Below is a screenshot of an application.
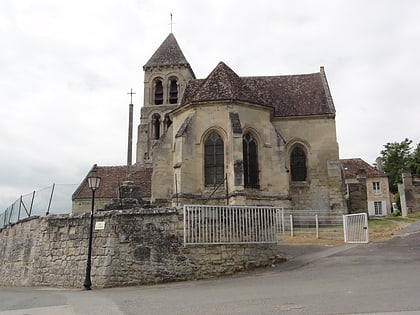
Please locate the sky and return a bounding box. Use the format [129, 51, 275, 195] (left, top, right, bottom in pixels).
[1, 0, 419, 211]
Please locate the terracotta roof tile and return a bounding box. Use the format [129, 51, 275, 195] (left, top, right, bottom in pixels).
[181, 62, 334, 117]
[340, 158, 386, 179]
[72, 165, 152, 200]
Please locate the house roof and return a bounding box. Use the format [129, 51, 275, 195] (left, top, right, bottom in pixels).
[72, 165, 152, 200]
[143, 33, 190, 69]
[340, 158, 387, 179]
[180, 62, 335, 118]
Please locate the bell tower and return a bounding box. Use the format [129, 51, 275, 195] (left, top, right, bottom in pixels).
[136, 33, 195, 165]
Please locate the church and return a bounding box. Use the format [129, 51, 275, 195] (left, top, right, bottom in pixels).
[72, 33, 347, 216]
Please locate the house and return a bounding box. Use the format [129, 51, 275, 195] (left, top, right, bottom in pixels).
[73, 33, 348, 217]
[341, 158, 391, 216]
[72, 165, 152, 214]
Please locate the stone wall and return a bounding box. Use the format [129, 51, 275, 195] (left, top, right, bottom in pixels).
[398, 170, 420, 217]
[0, 208, 281, 288]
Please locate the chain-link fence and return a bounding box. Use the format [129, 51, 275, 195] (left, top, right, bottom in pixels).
[0, 184, 78, 229]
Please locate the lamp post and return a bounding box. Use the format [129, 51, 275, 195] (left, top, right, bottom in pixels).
[83, 175, 101, 290]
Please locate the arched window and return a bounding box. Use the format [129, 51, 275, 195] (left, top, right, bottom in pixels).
[164, 114, 172, 130]
[154, 79, 163, 105]
[204, 131, 224, 186]
[152, 114, 161, 139]
[169, 79, 178, 104]
[243, 133, 259, 188]
[290, 147, 307, 181]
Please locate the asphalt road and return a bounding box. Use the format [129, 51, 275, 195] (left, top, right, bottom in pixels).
[1, 223, 420, 315]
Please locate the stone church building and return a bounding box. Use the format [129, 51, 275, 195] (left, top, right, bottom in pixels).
[73, 33, 347, 216]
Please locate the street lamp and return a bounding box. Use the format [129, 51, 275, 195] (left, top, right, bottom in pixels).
[83, 175, 101, 290]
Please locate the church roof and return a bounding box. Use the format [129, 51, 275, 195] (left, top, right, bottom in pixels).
[183, 62, 265, 105]
[72, 165, 152, 200]
[181, 62, 335, 118]
[144, 33, 190, 69]
[340, 158, 387, 179]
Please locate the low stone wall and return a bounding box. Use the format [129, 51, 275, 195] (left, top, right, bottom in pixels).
[0, 208, 282, 288]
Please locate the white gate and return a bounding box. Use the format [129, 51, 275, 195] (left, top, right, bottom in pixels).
[343, 213, 369, 243]
[183, 205, 282, 246]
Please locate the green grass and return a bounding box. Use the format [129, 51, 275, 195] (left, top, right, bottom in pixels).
[369, 218, 399, 232]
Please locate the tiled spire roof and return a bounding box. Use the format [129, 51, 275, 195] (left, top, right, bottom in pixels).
[185, 62, 265, 105]
[181, 62, 335, 117]
[144, 33, 190, 69]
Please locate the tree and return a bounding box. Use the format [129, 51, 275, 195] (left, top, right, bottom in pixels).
[380, 138, 413, 193]
[410, 143, 420, 178]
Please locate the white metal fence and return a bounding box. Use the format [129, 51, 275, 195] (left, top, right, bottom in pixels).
[183, 205, 282, 245]
[343, 213, 369, 243]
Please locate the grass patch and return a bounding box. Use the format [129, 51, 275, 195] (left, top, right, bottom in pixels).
[369, 218, 399, 231]
[281, 215, 420, 245]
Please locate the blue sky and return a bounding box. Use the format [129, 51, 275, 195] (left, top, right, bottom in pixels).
[1, 0, 419, 210]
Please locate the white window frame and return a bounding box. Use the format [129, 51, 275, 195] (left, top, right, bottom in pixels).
[373, 181, 381, 195]
[374, 201, 382, 215]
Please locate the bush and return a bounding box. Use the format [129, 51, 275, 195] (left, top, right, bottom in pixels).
[391, 210, 401, 217]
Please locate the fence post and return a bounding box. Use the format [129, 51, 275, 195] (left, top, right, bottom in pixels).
[46, 184, 55, 215]
[281, 210, 285, 235]
[316, 214, 319, 239]
[183, 205, 187, 247]
[343, 215, 348, 243]
[290, 214, 294, 237]
[29, 190, 36, 216]
[364, 213, 369, 244]
[8, 204, 14, 224]
[18, 195, 22, 221]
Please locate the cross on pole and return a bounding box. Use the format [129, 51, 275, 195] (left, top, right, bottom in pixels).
[170, 13, 174, 33]
[127, 88, 136, 104]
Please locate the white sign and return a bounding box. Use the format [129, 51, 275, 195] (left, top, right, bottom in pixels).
[95, 221, 105, 230]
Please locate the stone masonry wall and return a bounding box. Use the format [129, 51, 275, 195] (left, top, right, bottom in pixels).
[399, 170, 420, 217]
[0, 208, 281, 288]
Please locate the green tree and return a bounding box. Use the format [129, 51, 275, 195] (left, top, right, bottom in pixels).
[410, 143, 420, 178]
[380, 138, 413, 193]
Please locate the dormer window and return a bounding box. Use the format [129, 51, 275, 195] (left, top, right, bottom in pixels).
[154, 80, 163, 105]
[169, 79, 178, 104]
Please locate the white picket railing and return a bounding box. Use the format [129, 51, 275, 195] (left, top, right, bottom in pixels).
[183, 205, 282, 245]
[343, 213, 369, 243]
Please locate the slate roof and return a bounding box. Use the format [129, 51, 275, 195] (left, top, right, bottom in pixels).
[144, 33, 190, 69]
[340, 158, 387, 179]
[180, 62, 335, 118]
[72, 165, 152, 200]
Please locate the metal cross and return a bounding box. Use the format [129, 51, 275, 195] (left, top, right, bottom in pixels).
[170, 13, 174, 33]
[127, 88, 136, 104]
